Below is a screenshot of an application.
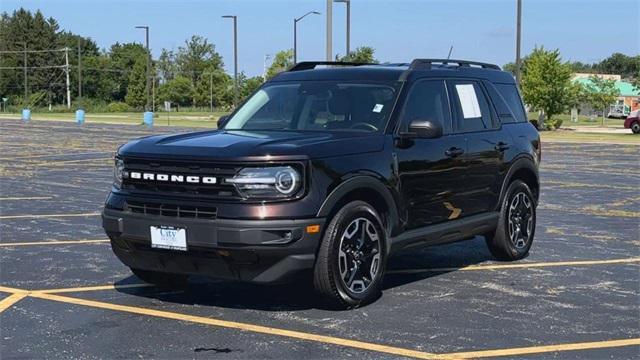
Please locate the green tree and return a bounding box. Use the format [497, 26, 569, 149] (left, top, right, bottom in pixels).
[192, 69, 232, 109]
[175, 35, 224, 104]
[158, 75, 193, 108]
[266, 49, 294, 79]
[583, 75, 620, 125]
[502, 62, 517, 75]
[631, 70, 640, 92]
[240, 74, 264, 100]
[520, 47, 574, 130]
[0, 8, 62, 105]
[335, 46, 378, 63]
[595, 53, 640, 78]
[124, 60, 147, 109]
[108, 42, 148, 102]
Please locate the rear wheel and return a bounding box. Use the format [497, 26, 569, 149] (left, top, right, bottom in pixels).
[485, 180, 536, 261]
[313, 201, 387, 309]
[130, 268, 188, 288]
[631, 122, 640, 134]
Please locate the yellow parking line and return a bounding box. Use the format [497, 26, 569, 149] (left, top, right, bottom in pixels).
[0, 293, 28, 313]
[0, 286, 29, 295]
[30, 291, 441, 359]
[0, 212, 100, 220]
[440, 338, 640, 359]
[0, 283, 639, 358]
[0, 196, 53, 201]
[387, 257, 640, 274]
[40, 283, 152, 294]
[0, 239, 110, 247]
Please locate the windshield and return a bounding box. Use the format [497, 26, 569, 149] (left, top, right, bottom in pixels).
[224, 81, 398, 133]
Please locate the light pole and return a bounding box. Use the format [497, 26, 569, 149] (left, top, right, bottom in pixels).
[326, 0, 332, 61]
[515, 0, 522, 87]
[222, 15, 238, 107]
[334, 0, 350, 56]
[294, 11, 321, 64]
[135, 25, 150, 111]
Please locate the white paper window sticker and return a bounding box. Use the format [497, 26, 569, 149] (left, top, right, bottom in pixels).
[372, 104, 384, 113]
[455, 84, 482, 119]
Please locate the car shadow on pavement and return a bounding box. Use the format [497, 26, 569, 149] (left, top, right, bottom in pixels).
[114, 236, 495, 311]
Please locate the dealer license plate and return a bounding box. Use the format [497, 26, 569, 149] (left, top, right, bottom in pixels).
[150, 226, 187, 251]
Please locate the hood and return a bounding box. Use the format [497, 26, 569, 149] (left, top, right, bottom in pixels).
[118, 130, 385, 161]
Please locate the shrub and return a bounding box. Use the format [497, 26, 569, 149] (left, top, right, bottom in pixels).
[106, 102, 130, 112]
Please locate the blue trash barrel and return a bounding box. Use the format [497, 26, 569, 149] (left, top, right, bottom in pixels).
[21, 108, 31, 121]
[76, 109, 85, 125]
[143, 111, 154, 127]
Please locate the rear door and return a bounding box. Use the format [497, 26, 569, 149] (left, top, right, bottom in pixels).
[447, 80, 509, 216]
[395, 79, 468, 229]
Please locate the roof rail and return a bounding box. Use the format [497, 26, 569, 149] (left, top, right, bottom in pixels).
[288, 61, 373, 72]
[409, 59, 501, 70]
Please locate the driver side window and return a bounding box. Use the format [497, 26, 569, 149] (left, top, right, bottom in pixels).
[401, 80, 451, 134]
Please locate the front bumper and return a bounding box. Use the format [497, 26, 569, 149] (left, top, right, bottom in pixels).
[102, 208, 325, 283]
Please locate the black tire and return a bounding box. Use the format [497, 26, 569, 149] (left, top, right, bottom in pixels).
[313, 201, 387, 309]
[631, 122, 640, 134]
[130, 268, 188, 288]
[485, 180, 536, 261]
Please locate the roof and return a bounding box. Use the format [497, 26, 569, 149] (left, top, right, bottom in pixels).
[574, 78, 640, 96]
[271, 63, 516, 84]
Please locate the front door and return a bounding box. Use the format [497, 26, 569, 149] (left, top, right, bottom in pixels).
[395, 79, 468, 229]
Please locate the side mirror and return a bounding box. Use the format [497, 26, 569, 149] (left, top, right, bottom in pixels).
[217, 115, 230, 129]
[407, 119, 443, 139]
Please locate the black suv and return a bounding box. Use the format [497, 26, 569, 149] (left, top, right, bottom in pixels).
[103, 59, 540, 308]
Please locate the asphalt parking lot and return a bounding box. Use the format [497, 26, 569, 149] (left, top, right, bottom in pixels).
[0, 119, 638, 359]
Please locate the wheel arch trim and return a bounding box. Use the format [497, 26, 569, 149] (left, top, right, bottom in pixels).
[498, 157, 539, 209]
[317, 176, 400, 235]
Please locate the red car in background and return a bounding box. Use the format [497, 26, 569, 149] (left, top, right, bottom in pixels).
[624, 109, 640, 134]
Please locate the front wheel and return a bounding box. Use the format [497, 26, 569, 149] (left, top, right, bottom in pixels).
[313, 201, 387, 309]
[631, 122, 640, 134]
[485, 180, 536, 261]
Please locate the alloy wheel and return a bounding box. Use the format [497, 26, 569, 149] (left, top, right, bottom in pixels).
[338, 217, 381, 293]
[508, 192, 534, 249]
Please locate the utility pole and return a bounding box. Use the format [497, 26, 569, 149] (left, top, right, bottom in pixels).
[77, 39, 82, 100]
[135, 26, 150, 111]
[515, 0, 522, 87]
[222, 15, 238, 107]
[326, 0, 332, 61]
[64, 47, 71, 108]
[22, 42, 27, 105]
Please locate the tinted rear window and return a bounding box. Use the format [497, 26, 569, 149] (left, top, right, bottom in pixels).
[495, 84, 527, 122]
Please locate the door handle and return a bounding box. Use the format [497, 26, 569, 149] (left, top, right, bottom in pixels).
[445, 147, 465, 157]
[495, 142, 510, 152]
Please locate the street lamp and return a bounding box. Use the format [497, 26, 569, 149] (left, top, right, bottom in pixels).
[334, 0, 351, 56]
[134, 25, 150, 111]
[222, 15, 238, 107]
[294, 11, 321, 64]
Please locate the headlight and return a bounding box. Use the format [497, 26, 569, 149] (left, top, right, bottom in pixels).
[114, 158, 124, 188]
[227, 166, 301, 199]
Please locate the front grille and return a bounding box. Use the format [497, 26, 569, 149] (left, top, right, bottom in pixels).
[126, 201, 217, 219]
[121, 158, 241, 200]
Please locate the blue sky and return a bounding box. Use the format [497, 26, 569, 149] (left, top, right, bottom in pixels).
[3, 0, 639, 77]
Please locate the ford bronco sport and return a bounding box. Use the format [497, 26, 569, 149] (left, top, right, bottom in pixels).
[103, 59, 541, 308]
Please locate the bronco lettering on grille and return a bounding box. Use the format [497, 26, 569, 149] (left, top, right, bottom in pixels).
[126, 171, 217, 184]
